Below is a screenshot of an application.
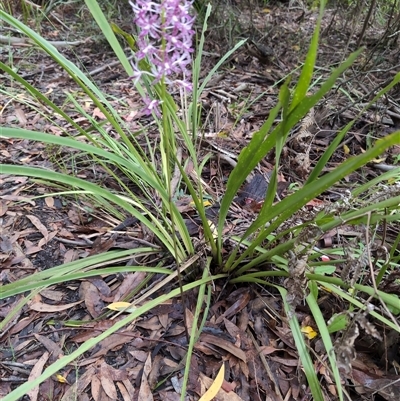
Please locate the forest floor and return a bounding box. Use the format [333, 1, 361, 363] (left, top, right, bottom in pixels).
[1, 1, 400, 400]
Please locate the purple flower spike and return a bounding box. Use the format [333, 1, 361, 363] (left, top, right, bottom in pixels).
[130, 0, 195, 114]
[143, 98, 162, 117]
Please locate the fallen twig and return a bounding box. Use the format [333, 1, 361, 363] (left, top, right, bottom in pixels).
[0, 35, 89, 48]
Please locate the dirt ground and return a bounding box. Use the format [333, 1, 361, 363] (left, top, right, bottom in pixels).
[1, 1, 400, 400]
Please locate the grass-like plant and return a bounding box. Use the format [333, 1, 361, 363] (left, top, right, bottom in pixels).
[1, 0, 400, 400]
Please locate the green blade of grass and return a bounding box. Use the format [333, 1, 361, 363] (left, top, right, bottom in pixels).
[275, 285, 324, 401]
[306, 291, 343, 401]
[84, 0, 134, 76]
[315, 281, 400, 331]
[0, 62, 90, 138]
[237, 194, 400, 273]
[181, 260, 211, 400]
[1, 128, 194, 255]
[217, 100, 282, 247]
[222, 48, 363, 270]
[0, 261, 167, 300]
[290, 0, 326, 111]
[0, 11, 109, 104]
[307, 72, 400, 184]
[1, 164, 187, 259]
[227, 131, 400, 272]
[306, 120, 353, 184]
[1, 274, 227, 401]
[0, 10, 143, 155]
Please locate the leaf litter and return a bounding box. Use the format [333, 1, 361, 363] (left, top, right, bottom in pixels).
[1, 1, 400, 400]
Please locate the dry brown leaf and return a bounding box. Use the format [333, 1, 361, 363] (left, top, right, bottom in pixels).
[351, 368, 400, 400]
[129, 350, 148, 362]
[112, 271, 147, 302]
[26, 351, 50, 401]
[64, 249, 79, 263]
[40, 288, 64, 302]
[45, 196, 55, 208]
[216, 291, 251, 324]
[269, 356, 298, 366]
[158, 312, 169, 329]
[26, 214, 49, 238]
[0, 200, 8, 216]
[24, 239, 43, 254]
[58, 228, 75, 239]
[38, 230, 57, 248]
[71, 321, 112, 343]
[28, 299, 83, 312]
[156, 391, 180, 401]
[80, 281, 104, 319]
[116, 382, 132, 401]
[60, 367, 95, 400]
[136, 316, 162, 331]
[138, 352, 154, 401]
[0, 234, 13, 253]
[319, 365, 337, 397]
[260, 345, 279, 355]
[238, 359, 249, 380]
[3, 310, 28, 337]
[0, 382, 12, 398]
[100, 361, 129, 381]
[100, 369, 118, 399]
[88, 235, 115, 256]
[90, 278, 112, 298]
[123, 109, 139, 122]
[91, 374, 102, 401]
[195, 342, 219, 356]
[14, 107, 27, 126]
[122, 379, 136, 397]
[0, 195, 35, 205]
[148, 354, 163, 389]
[91, 332, 132, 358]
[185, 307, 195, 332]
[223, 318, 242, 347]
[14, 242, 34, 269]
[33, 333, 64, 362]
[198, 333, 247, 362]
[68, 209, 84, 224]
[92, 107, 106, 119]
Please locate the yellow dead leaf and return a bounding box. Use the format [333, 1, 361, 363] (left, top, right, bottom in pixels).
[107, 302, 137, 313]
[301, 326, 318, 339]
[262, 7, 271, 12]
[55, 374, 68, 384]
[321, 285, 332, 293]
[189, 199, 212, 207]
[208, 220, 218, 239]
[370, 157, 386, 163]
[199, 363, 225, 401]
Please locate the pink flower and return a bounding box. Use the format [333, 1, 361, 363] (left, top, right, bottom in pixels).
[130, 0, 195, 114]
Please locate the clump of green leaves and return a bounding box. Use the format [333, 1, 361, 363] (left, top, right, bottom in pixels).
[1, 0, 400, 400]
